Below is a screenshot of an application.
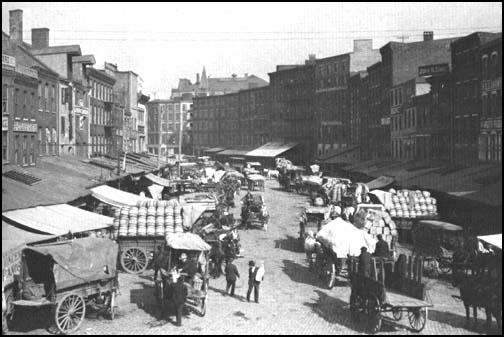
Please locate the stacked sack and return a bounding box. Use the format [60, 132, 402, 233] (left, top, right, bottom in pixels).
[386, 189, 437, 218]
[322, 179, 349, 204]
[353, 208, 398, 247]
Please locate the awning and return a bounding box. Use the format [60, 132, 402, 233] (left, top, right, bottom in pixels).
[218, 149, 251, 156]
[90, 185, 150, 208]
[204, 147, 227, 153]
[477, 234, 502, 250]
[2, 204, 114, 235]
[417, 220, 463, 231]
[144, 173, 173, 187]
[246, 142, 298, 158]
[166, 233, 211, 251]
[367, 176, 395, 190]
[2, 221, 55, 254]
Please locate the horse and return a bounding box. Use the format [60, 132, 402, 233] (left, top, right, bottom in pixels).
[452, 261, 502, 334]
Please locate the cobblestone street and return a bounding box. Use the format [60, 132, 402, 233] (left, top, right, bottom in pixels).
[6, 181, 495, 335]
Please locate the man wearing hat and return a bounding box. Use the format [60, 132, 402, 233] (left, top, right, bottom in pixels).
[224, 258, 240, 297]
[246, 260, 256, 302]
[358, 247, 372, 277]
[374, 234, 390, 258]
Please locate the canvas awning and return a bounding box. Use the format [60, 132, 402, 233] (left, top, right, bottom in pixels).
[166, 233, 211, 251]
[90, 185, 150, 208]
[2, 221, 55, 254]
[204, 147, 227, 153]
[2, 204, 114, 236]
[144, 173, 173, 187]
[246, 142, 298, 158]
[367, 176, 395, 190]
[477, 234, 502, 250]
[218, 149, 251, 156]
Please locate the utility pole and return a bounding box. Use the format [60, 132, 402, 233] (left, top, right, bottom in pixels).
[178, 103, 183, 177]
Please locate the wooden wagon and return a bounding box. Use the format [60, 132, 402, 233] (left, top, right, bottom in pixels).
[9, 238, 119, 334]
[348, 256, 432, 333]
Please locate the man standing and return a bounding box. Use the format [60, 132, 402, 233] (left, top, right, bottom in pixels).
[224, 258, 240, 296]
[252, 261, 265, 303]
[358, 247, 372, 278]
[166, 271, 188, 327]
[374, 234, 390, 258]
[246, 260, 256, 302]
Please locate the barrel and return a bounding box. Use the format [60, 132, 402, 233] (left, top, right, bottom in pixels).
[129, 207, 139, 217]
[118, 219, 128, 236]
[127, 223, 137, 236]
[155, 224, 165, 236]
[156, 206, 165, 216]
[138, 206, 147, 217]
[113, 207, 121, 218]
[120, 207, 130, 216]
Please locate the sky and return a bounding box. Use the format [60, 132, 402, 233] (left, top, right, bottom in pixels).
[2, 2, 502, 98]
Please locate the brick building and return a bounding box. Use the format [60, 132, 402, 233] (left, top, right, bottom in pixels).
[87, 67, 117, 157]
[268, 64, 315, 163]
[314, 40, 381, 157]
[478, 36, 502, 162]
[450, 32, 501, 165]
[375, 32, 456, 160]
[349, 71, 368, 156]
[365, 61, 387, 160]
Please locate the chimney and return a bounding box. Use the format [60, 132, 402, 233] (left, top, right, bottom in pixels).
[232, 74, 237, 79]
[423, 31, 434, 42]
[244, 73, 248, 78]
[353, 39, 373, 52]
[306, 54, 316, 65]
[196, 73, 200, 84]
[31, 28, 49, 49]
[9, 9, 23, 43]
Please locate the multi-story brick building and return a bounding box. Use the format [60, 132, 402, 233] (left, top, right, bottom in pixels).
[87, 67, 117, 157]
[478, 35, 502, 162]
[365, 61, 387, 160]
[315, 40, 381, 157]
[349, 71, 368, 156]
[146, 97, 192, 156]
[268, 64, 315, 163]
[377, 32, 456, 160]
[450, 31, 501, 165]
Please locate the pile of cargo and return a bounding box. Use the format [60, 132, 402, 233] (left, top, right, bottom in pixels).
[113, 199, 185, 237]
[276, 157, 293, 170]
[353, 207, 398, 247]
[322, 179, 350, 204]
[386, 189, 437, 218]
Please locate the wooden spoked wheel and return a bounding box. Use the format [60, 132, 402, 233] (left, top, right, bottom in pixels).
[367, 296, 382, 333]
[120, 248, 148, 274]
[392, 308, 403, 321]
[55, 294, 86, 334]
[408, 307, 427, 332]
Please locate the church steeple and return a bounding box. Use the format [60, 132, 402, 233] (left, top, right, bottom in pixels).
[200, 66, 208, 89]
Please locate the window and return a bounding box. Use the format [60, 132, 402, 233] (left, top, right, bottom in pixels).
[2, 131, 8, 162]
[61, 116, 65, 135]
[45, 84, 49, 111]
[482, 94, 489, 116]
[2, 85, 8, 114]
[30, 135, 35, 164]
[14, 135, 19, 164]
[482, 55, 489, 79]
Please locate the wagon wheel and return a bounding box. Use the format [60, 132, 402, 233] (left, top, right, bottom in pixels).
[121, 247, 148, 274]
[408, 307, 427, 332]
[55, 293, 86, 334]
[366, 296, 382, 333]
[107, 290, 116, 320]
[349, 293, 361, 322]
[199, 297, 207, 317]
[392, 308, 403, 321]
[324, 261, 336, 289]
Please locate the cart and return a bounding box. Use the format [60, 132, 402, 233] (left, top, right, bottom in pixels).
[299, 206, 330, 242]
[117, 236, 166, 274]
[155, 233, 211, 317]
[348, 256, 432, 333]
[9, 237, 119, 334]
[240, 193, 269, 230]
[412, 220, 465, 277]
[246, 174, 266, 191]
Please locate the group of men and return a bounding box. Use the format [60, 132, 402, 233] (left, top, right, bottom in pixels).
[358, 234, 391, 277]
[223, 259, 265, 303]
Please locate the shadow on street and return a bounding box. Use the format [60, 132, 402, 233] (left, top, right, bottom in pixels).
[209, 285, 249, 302]
[274, 235, 302, 253]
[281, 259, 320, 287]
[428, 309, 498, 335]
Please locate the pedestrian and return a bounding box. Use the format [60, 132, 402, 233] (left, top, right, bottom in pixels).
[249, 261, 265, 303]
[224, 258, 240, 296]
[246, 260, 256, 302]
[358, 246, 372, 277]
[374, 234, 390, 258]
[166, 271, 188, 327]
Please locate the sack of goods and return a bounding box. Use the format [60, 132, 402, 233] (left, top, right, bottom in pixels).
[387, 189, 437, 218]
[352, 208, 397, 246]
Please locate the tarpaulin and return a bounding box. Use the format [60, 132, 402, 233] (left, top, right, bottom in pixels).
[246, 174, 266, 181]
[24, 237, 118, 290]
[148, 184, 164, 200]
[316, 218, 377, 257]
[90, 185, 150, 208]
[213, 170, 226, 182]
[2, 221, 54, 254]
[477, 234, 502, 250]
[181, 203, 208, 231]
[166, 233, 211, 251]
[366, 175, 395, 191]
[2, 204, 114, 235]
[145, 173, 173, 187]
[368, 190, 393, 210]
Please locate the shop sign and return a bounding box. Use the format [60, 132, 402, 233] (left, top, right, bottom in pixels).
[13, 121, 37, 132]
[73, 106, 88, 115]
[482, 78, 502, 92]
[418, 63, 450, 77]
[2, 117, 8, 131]
[2, 54, 16, 68]
[381, 117, 391, 125]
[15, 64, 38, 79]
[2, 249, 22, 285]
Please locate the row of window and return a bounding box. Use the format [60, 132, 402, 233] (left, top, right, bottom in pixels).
[316, 61, 347, 78]
[481, 52, 500, 79]
[91, 81, 113, 102]
[391, 107, 417, 131]
[91, 104, 111, 125]
[38, 82, 57, 112]
[479, 132, 502, 162]
[481, 91, 502, 117]
[91, 135, 113, 156]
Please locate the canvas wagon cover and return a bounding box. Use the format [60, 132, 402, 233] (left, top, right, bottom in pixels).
[317, 218, 377, 257]
[166, 233, 211, 251]
[25, 237, 118, 290]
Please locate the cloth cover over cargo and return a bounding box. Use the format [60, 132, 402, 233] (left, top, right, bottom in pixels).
[24, 237, 118, 290]
[166, 233, 211, 251]
[2, 204, 114, 235]
[246, 174, 266, 181]
[91, 185, 150, 208]
[181, 204, 209, 231]
[366, 176, 395, 191]
[477, 234, 502, 250]
[316, 218, 377, 257]
[144, 173, 173, 187]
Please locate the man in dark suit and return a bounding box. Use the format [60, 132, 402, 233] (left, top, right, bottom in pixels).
[166, 273, 188, 327]
[224, 259, 240, 296]
[358, 247, 372, 277]
[246, 260, 256, 302]
[374, 234, 390, 258]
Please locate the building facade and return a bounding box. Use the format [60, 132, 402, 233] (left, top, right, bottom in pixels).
[87, 67, 117, 157]
[349, 71, 368, 157]
[478, 36, 502, 163]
